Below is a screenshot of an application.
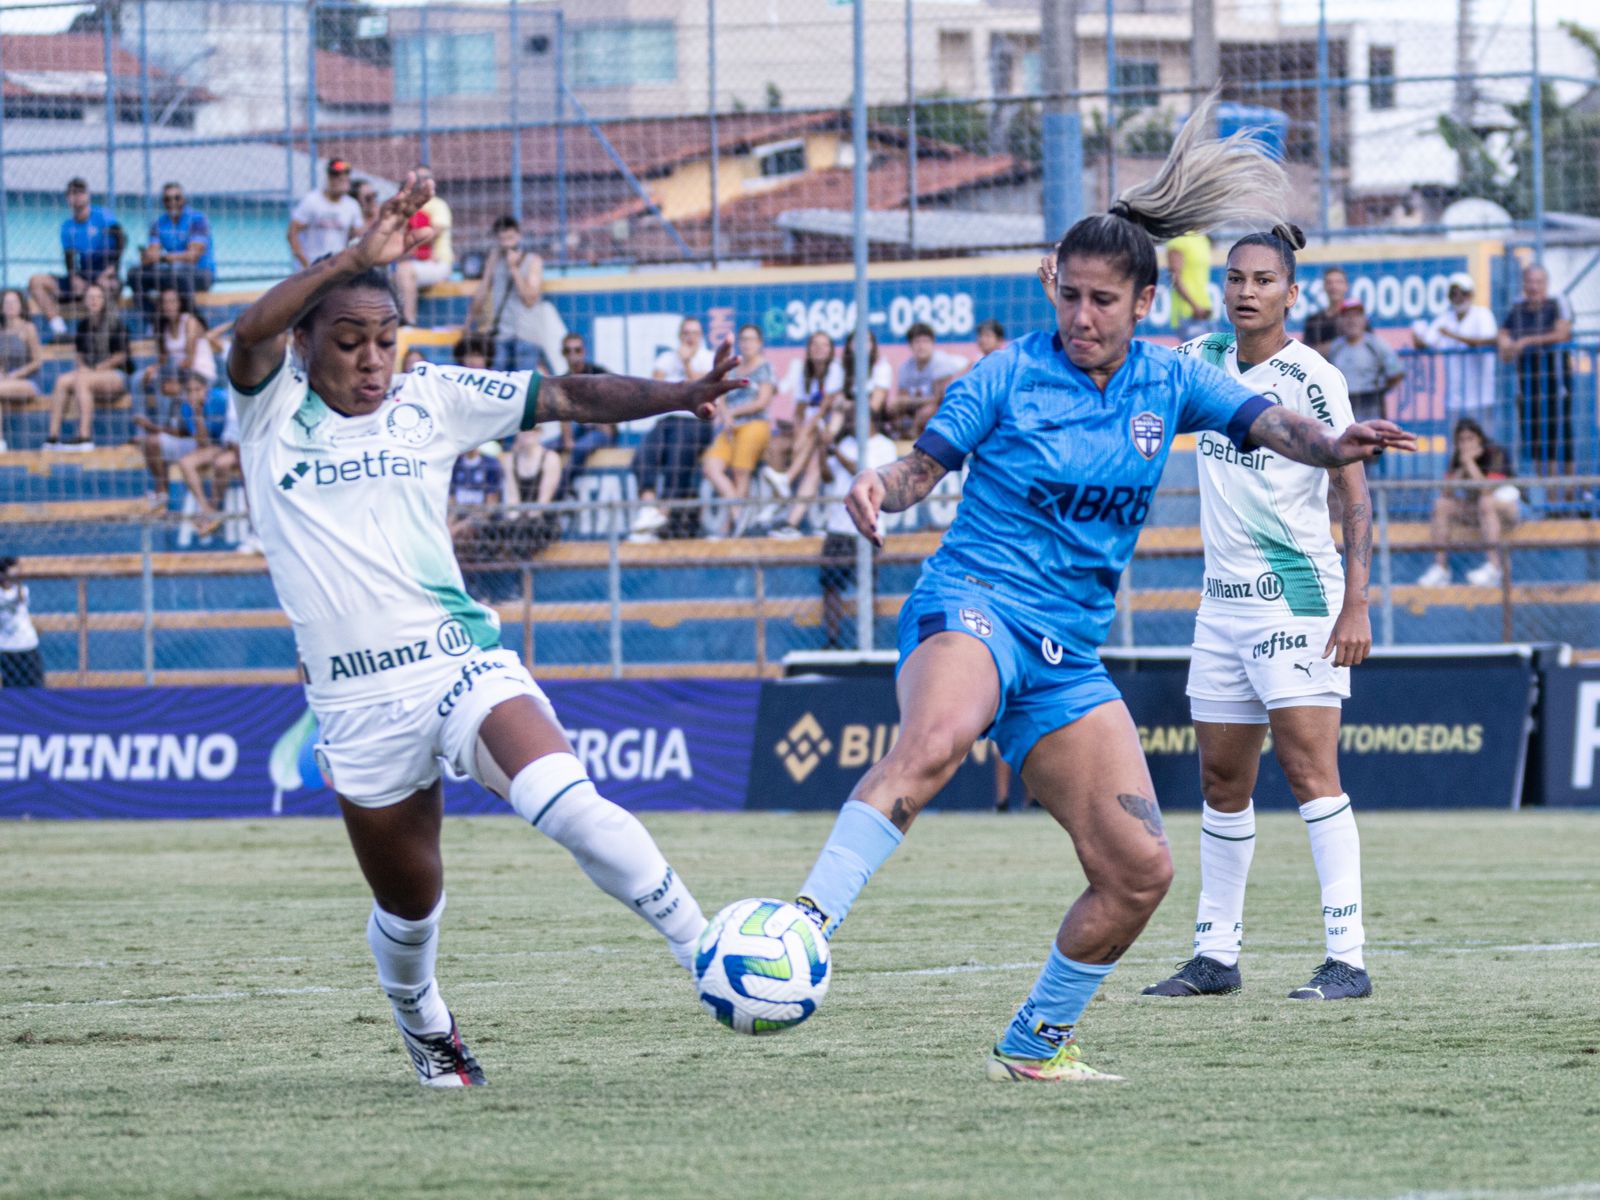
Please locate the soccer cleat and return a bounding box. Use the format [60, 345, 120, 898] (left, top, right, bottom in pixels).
[986, 1040, 1125, 1083]
[1141, 954, 1243, 997]
[396, 1013, 487, 1087]
[1288, 957, 1372, 1001]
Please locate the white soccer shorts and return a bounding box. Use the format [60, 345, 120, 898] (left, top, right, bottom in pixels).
[1185, 607, 1349, 724]
[313, 648, 557, 807]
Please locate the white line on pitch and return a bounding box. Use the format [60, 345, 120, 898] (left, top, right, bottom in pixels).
[1317, 1182, 1600, 1200]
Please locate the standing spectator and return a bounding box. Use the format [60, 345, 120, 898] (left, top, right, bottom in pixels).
[817, 419, 898, 649]
[701, 323, 776, 536]
[352, 178, 382, 231]
[470, 215, 549, 373]
[1410, 272, 1498, 413]
[0, 556, 45, 688]
[139, 288, 216, 412]
[976, 318, 1007, 358]
[558, 333, 616, 471]
[1417, 418, 1520, 589]
[44, 283, 129, 451]
[394, 165, 454, 325]
[1498, 263, 1574, 495]
[128, 182, 215, 316]
[1328, 299, 1404, 423]
[1301, 265, 1348, 357]
[1165, 229, 1213, 339]
[630, 317, 715, 540]
[288, 159, 361, 268]
[133, 367, 203, 508]
[28, 178, 125, 338]
[887, 323, 964, 438]
[0, 290, 45, 453]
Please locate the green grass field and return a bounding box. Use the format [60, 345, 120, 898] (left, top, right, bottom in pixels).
[3, 810, 1598, 1200]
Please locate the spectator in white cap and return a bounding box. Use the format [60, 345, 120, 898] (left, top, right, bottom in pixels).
[1411, 273, 1498, 412]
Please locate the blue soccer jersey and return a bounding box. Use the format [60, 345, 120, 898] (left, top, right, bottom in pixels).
[914, 331, 1269, 656]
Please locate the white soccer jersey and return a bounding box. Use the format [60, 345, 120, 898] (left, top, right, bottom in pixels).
[1175, 333, 1354, 617]
[233, 351, 539, 710]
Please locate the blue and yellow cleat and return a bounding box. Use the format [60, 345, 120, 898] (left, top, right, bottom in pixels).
[986, 1040, 1126, 1083]
[1288, 957, 1372, 1000]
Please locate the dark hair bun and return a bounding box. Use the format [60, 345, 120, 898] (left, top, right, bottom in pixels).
[1273, 223, 1308, 251]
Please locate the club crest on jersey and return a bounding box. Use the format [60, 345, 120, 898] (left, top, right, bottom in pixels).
[1129, 411, 1164, 460]
[386, 402, 435, 447]
[959, 608, 992, 638]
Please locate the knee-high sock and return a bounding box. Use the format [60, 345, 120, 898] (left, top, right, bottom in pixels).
[510, 752, 706, 969]
[796, 800, 904, 939]
[997, 947, 1116, 1058]
[1193, 802, 1256, 967]
[1301, 793, 1365, 970]
[367, 895, 451, 1035]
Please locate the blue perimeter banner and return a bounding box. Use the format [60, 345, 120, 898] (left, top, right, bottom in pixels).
[1534, 665, 1600, 807]
[0, 680, 760, 820]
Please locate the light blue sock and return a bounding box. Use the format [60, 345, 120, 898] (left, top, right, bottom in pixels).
[795, 800, 904, 939]
[997, 947, 1117, 1058]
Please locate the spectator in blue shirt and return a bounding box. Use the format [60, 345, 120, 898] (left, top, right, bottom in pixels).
[28, 177, 126, 338]
[128, 182, 216, 317]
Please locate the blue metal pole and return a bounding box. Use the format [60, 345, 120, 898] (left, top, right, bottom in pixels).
[103, 5, 117, 208]
[1317, 0, 1331, 237]
[510, 0, 524, 219]
[307, 5, 319, 190]
[852, 0, 873, 653]
[283, 1, 295, 223]
[0, 33, 9, 285]
[906, 0, 917, 255]
[139, 0, 153, 219]
[708, 0, 719, 265]
[555, 8, 568, 266]
[1530, 0, 1545, 261]
[419, 4, 431, 165]
[1104, 0, 1117, 201]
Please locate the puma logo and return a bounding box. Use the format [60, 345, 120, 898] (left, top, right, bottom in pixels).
[1293, 661, 1313, 676]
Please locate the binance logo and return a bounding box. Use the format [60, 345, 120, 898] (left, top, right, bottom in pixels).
[776, 713, 833, 783]
[278, 461, 311, 490]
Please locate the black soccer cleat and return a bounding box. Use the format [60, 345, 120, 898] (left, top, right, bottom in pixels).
[397, 1013, 488, 1087]
[1288, 957, 1372, 1001]
[1141, 954, 1243, 997]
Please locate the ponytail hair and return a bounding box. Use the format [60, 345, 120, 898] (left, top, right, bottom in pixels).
[1228, 223, 1308, 282]
[1055, 89, 1294, 290]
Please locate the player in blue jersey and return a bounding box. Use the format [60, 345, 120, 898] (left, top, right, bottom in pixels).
[789, 95, 1414, 1083]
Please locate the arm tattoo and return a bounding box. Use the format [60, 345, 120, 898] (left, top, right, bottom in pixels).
[1249, 405, 1341, 468]
[539, 372, 688, 426]
[1117, 793, 1168, 844]
[888, 796, 916, 831]
[877, 449, 948, 513]
[1330, 467, 1373, 599]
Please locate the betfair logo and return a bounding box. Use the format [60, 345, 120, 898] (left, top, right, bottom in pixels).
[279, 450, 427, 492]
[278, 461, 311, 490]
[776, 713, 833, 783]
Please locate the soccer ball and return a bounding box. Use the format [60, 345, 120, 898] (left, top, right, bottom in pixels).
[694, 898, 830, 1035]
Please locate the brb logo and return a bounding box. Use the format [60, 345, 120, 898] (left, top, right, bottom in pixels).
[1028, 481, 1153, 527]
[776, 714, 833, 783]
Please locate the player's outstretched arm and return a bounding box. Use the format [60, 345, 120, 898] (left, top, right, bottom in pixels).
[1325, 464, 1374, 668]
[539, 340, 747, 426]
[1247, 405, 1417, 468]
[847, 448, 946, 547]
[230, 173, 437, 391]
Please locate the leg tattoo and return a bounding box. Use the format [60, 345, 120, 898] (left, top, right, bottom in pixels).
[1117, 793, 1167, 844]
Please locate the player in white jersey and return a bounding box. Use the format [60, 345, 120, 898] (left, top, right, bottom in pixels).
[228, 175, 746, 1087]
[1145, 226, 1376, 1002]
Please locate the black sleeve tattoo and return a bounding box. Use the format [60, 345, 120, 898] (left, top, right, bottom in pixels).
[877, 448, 948, 513]
[538, 371, 690, 426]
[1248, 405, 1342, 468]
[1330, 467, 1373, 599]
[1117, 793, 1168, 844]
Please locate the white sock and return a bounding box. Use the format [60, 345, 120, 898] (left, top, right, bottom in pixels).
[510, 752, 706, 969]
[367, 895, 452, 1035]
[1300, 793, 1366, 970]
[1194, 801, 1256, 968]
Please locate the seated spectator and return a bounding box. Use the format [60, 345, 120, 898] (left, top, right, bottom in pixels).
[817, 417, 898, 649]
[288, 159, 361, 269]
[976, 318, 1007, 358]
[453, 333, 494, 370]
[128, 182, 215, 317]
[395, 165, 453, 325]
[702, 324, 775, 536]
[1411, 273, 1498, 413]
[0, 555, 45, 688]
[401, 347, 428, 373]
[140, 287, 216, 412]
[1328, 299, 1403, 423]
[28, 177, 125, 338]
[134, 368, 204, 507]
[352, 178, 381, 231]
[887, 323, 964, 438]
[44, 282, 130, 450]
[843, 330, 892, 424]
[630, 317, 715, 540]
[181, 383, 243, 539]
[448, 443, 504, 551]
[0, 289, 45, 452]
[1417, 418, 1519, 590]
[470, 215, 551, 373]
[557, 333, 616, 471]
[766, 331, 844, 537]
